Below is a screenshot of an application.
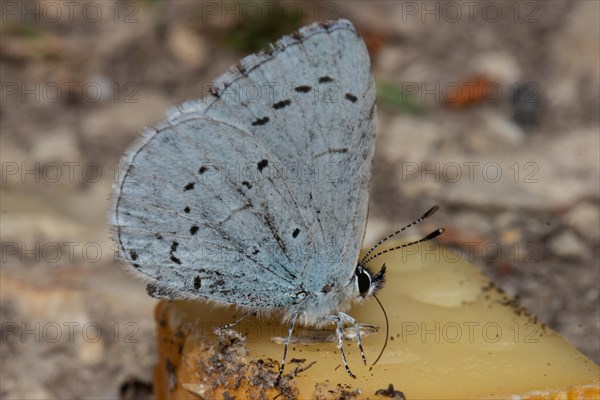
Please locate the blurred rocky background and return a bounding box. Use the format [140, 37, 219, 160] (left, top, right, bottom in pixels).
[1, 1, 598, 398]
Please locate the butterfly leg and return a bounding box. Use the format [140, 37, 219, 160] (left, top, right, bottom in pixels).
[275, 312, 299, 384]
[339, 312, 367, 365]
[219, 311, 253, 330]
[326, 315, 356, 378]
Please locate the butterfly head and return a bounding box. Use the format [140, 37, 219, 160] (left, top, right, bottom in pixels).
[354, 263, 386, 298]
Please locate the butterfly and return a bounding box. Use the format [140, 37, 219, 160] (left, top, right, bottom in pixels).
[111, 18, 443, 381]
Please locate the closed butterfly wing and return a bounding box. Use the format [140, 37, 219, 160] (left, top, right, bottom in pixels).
[165, 19, 376, 292]
[112, 19, 375, 309]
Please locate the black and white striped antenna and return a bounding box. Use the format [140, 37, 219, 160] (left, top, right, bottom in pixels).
[360, 205, 442, 265]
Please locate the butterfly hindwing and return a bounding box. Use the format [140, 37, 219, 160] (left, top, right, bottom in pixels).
[113, 117, 318, 307]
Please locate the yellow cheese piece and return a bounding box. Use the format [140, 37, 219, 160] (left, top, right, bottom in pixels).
[154, 244, 599, 399]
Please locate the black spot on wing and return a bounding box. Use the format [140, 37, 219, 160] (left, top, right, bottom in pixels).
[257, 159, 268, 172]
[345, 93, 358, 103]
[208, 86, 221, 98]
[321, 283, 334, 293]
[295, 85, 312, 93]
[169, 241, 181, 264]
[314, 148, 350, 158]
[184, 182, 195, 191]
[194, 276, 201, 290]
[292, 228, 300, 238]
[332, 148, 349, 154]
[146, 283, 156, 296]
[319, 76, 333, 83]
[242, 181, 252, 189]
[320, 21, 334, 30]
[129, 250, 138, 261]
[236, 63, 247, 76]
[184, 206, 190, 213]
[273, 99, 291, 109]
[155, 233, 164, 240]
[198, 166, 207, 174]
[190, 225, 199, 235]
[251, 117, 270, 126]
[209, 279, 225, 289]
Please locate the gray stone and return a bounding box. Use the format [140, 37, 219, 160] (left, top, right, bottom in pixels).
[480, 109, 525, 146]
[548, 230, 589, 260]
[472, 52, 522, 86]
[30, 126, 81, 164]
[167, 25, 208, 69]
[380, 115, 440, 164]
[565, 202, 600, 243]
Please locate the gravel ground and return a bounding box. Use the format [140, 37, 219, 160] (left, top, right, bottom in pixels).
[1, 1, 598, 399]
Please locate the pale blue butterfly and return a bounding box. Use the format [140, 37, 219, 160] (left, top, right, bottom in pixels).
[111, 19, 443, 381]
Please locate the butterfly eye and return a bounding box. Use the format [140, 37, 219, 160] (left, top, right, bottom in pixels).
[356, 266, 371, 296]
